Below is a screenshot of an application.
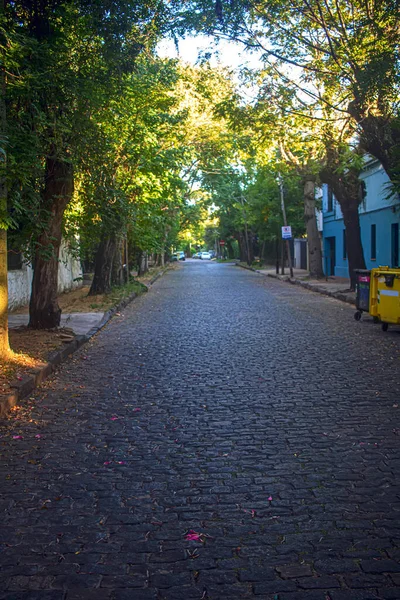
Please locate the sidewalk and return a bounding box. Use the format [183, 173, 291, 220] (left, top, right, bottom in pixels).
[242, 264, 356, 306]
[8, 312, 105, 335]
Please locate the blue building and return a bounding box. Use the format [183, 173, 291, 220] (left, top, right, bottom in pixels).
[322, 157, 400, 277]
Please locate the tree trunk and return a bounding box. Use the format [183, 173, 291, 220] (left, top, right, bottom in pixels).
[341, 205, 366, 290]
[238, 232, 245, 262]
[259, 240, 266, 265]
[0, 229, 9, 356]
[89, 235, 116, 295]
[111, 236, 124, 286]
[124, 237, 129, 283]
[139, 252, 146, 276]
[226, 241, 234, 259]
[157, 252, 165, 267]
[29, 157, 74, 329]
[320, 164, 366, 290]
[303, 176, 324, 278]
[0, 31, 10, 356]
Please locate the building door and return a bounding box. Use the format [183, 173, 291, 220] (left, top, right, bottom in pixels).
[300, 239, 307, 270]
[325, 237, 336, 276]
[392, 223, 399, 267]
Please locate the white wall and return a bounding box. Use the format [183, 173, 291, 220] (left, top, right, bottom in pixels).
[8, 241, 82, 311]
[8, 266, 32, 311]
[58, 243, 82, 293]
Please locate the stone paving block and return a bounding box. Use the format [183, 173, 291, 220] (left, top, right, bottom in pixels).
[329, 591, 381, 600]
[110, 590, 158, 600]
[238, 568, 276, 582]
[0, 594, 62, 600]
[253, 580, 297, 594]
[379, 589, 400, 600]
[361, 560, 400, 574]
[66, 591, 112, 600]
[314, 559, 361, 574]
[50, 574, 102, 590]
[99, 575, 148, 588]
[149, 571, 192, 588]
[197, 569, 238, 585]
[274, 592, 333, 600]
[344, 573, 392, 588]
[6, 576, 55, 591]
[297, 576, 341, 589]
[275, 564, 313, 578]
[156, 585, 206, 600]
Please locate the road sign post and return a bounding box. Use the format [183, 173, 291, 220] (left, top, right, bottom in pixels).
[279, 175, 294, 278]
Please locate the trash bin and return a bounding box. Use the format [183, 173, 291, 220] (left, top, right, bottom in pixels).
[354, 269, 372, 321]
[370, 267, 400, 331]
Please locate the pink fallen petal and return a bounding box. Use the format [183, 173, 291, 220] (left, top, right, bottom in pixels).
[268, 496, 273, 501]
[185, 531, 201, 541]
[110, 417, 119, 421]
[116, 461, 126, 465]
[35, 434, 41, 439]
[133, 408, 141, 412]
[103, 461, 112, 465]
[13, 435, 23, 440]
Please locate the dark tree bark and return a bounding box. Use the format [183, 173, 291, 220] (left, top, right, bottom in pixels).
[259, 240, 266, 265]
[28, 156, 74, 329]
[348, 103, 400, 186]
[320, 164, 366, 290]
[303, 175, 324, 278]
[0, 41, 10, 355]
[89, 235, 116, 295]
[237, 231, 246, 262]
[226, 240, 235, 259]
[238, 229, 253, 264]
[111, 236, 124, 286]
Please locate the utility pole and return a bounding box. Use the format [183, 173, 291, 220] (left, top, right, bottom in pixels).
[279, 174, 294, 279]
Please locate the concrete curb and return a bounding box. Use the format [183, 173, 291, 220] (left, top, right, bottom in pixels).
[0, 268, 168, 419]
[235, 262, 356, 307]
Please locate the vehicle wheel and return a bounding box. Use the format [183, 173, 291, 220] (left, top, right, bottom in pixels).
[382, 322, 389, 332]
[354, 311, 362, 321]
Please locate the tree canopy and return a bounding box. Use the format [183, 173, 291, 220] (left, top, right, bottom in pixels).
[1, 0, 399, 354]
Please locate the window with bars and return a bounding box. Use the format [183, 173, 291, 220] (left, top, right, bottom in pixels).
[327, 186, 334, 212]
[371, 224, 376, 260]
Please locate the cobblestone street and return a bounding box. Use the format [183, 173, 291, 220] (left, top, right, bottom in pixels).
[1, 261, 400, 600]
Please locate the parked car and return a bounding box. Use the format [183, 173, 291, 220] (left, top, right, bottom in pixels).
[193, 252, 202, 259]
[201, 251, 211, 260]
[171, 251, 185, 262]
